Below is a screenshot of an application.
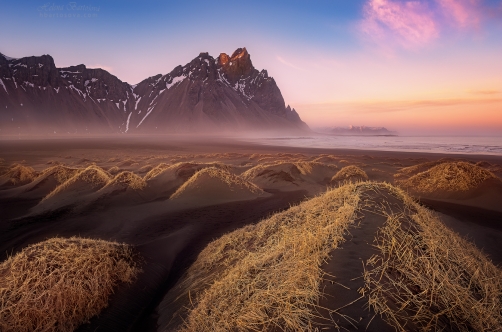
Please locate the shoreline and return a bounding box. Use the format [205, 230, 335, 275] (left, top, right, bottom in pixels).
[2, 136, 502, 163]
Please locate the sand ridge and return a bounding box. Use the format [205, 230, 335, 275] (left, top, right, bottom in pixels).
[0, 164, 80, 199]
[0, 163, 38, 187]
[1, 151, 500, 218]
[169, 167, 268, 207]
[31, 165, 112, 214]
[161, 182, 362, 332]
[242, 160, 338, 194]
[330, 165, 369, 183]
[395, 161, 502, 198]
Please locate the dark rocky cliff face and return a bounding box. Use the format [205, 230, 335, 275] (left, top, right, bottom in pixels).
[0, 49, 309, 135]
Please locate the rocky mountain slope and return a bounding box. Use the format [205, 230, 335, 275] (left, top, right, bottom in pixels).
[0, 48, 308, 135]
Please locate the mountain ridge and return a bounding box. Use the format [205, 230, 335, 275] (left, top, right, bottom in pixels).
[0, 48, 308, 135]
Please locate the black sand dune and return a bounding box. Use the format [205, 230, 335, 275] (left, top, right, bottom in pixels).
[395, 161, 502, 212]
[169, 167, 268, 208]
[29, 165, 112, 215]
[1, 138, 502, 332]
[242, 161, 337, 194]
[330, 165, 369, 184]
[0, 165, 80, 200]
[0, 163, 37, 187]
[143, 162, 232, 201]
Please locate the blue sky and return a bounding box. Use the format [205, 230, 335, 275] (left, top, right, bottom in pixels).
[1, 0, 363, 78]
[2, 0, 502, 134]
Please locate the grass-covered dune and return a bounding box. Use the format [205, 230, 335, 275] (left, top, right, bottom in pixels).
[160, 182, 502, 332]
[170, 167, 268, 206]
[0, 237, 139, 332]
[395, 161, 502, 198]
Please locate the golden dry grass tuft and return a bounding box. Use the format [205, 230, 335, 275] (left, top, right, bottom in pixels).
[294, 161, 337, 175]
[137, 164, 154, 173]
[43, 165, 111, 201]
[395, 161, 500, 195]
[393, 158, 454, 180]
[312, 155, 339, 163]
[172, 183, 364, 331]
[107, 166, 121, 175]
[241, 161, 332, 181]
[107, 171, 147, 190]
[117, 159, 138, 167]
[202, 161, 233, 172]
[0, 237, 139, 332]
[0, 163, 38, 185]
[215, 152, 247, 160]
[331, 165, 369, 183]
[143, 163, 172, 181]
[37, 165, 81, 184]
[362, 184, 502, 331]
[248, 153, 272, 160]
[170, 167, 263, 200]
[144, 162, 230, 183]
[240, 162, 285, 181]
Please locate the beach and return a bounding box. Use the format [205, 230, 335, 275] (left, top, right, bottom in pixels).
[1, 136, 501, 331]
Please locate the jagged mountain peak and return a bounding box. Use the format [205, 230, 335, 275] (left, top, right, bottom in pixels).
[218, 47, 253, 81]
[0, 48, 309, 135]
[230, 47, 248, 59]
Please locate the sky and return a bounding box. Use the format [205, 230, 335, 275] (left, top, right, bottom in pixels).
[1, 0, 501, 135]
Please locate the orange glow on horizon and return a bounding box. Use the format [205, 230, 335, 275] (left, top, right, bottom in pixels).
[296, 97, 502, 135]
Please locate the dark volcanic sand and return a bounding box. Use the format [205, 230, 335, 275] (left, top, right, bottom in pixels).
[312, 189, 404, 332]
[1, 136, 501, 331]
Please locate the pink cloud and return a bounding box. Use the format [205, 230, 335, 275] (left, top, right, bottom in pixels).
[360, 0, 439, 49]
[438, 0, 481, 28]
[360, 0, 488, 50]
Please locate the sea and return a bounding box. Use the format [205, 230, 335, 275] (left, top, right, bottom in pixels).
[249, 135, 502, 156]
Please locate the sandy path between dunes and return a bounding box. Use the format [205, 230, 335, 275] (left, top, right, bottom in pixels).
[313, 188, 401, 331]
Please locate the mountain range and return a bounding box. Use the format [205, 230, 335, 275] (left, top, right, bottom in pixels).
[0, 48, 308, 135]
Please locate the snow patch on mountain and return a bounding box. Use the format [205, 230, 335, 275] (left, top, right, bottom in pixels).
[216, 70, 231, 86]
[125, 112, 132, 133]
[137, 104, 156, 128]
[166, 75, 186, 89]
[134, 97, 141, 110]
[0, 79, 8, 94]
